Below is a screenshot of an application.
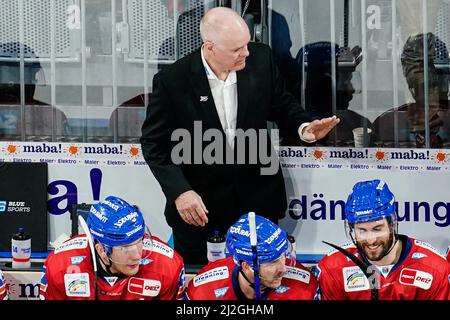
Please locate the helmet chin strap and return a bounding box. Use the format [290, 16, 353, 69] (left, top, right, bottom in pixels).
[238, 265, 270, 292]
[239, 266, 256, 289]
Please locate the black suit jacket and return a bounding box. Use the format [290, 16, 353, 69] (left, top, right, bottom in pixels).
[140, 42, 311, 233]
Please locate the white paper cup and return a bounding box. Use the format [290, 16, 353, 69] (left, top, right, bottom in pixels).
[352, 127, 372, 147]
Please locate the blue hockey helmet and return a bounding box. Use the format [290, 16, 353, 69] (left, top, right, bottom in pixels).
[226, 213, 289, 267]
[87, 196, 146, 248]
[345, 179, 396, 224]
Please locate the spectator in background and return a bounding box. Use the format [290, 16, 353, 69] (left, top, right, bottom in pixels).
[282, 41, 370, 146]
[316, 179, 450, 300]
[0, 42, 67, 141]
[186, 213, 317, 300]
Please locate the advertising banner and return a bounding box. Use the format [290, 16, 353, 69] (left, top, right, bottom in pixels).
[1, 142, 449, 260]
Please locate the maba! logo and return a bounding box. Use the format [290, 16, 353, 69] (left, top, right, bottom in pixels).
[312, 149, 326, 161]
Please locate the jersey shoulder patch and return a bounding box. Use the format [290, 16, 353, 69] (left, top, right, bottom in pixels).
[414, 239, 446, 260]
[55, 237, 88, 254]
[284, 266, 311, 284]
[64, 273, 91, 297]
[151, 239, 174, 258]
[342, 266, 370, 292]
[193, 266, 229, 287]
[399, 268, 433, 290]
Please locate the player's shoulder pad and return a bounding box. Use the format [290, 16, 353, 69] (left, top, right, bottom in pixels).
[150, 237, 174, 259]
[54, 236, 89, 255]
[192, 266, 230, 288]
[284, 265, 311, 284]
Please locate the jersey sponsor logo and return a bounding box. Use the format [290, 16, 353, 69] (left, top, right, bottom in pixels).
[275, 285, 290, 294]
[152, 240, 174, 258]
[104, 276, 119, 287]
[214, 286, 229, 298]
[139, 258, 153, 266]
[284, 266, 310, 284]
[64, 273, 91, 297]
[193, 266, 229, 287]
[411, 252, 428, 260]
[343, 266, 370, 292]
[55, 237, 88, 254]
[414, 240, 446, 260]
[143, 238, 152, 250]
[128, 278, 161, 297]
[100, 290, 123, 297]
[399, 268, 433, 290]
[70, 256, 86, 265]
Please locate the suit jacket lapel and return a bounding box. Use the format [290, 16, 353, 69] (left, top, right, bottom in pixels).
[189, 50, 224, 133]
[236, 68, 249, 130]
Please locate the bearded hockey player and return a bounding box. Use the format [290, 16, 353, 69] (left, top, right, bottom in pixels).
[40, 196, 185, 300]
[186, 213, 317, 300]
[316, 179, 450, 300]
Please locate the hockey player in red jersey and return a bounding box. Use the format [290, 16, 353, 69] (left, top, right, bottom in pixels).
[316, 179, 450, 300]
[186, 213, 317, 300]
[447, 247, 450, 264]
[0, 269, 7, 300]
[40, 196, 185, 300]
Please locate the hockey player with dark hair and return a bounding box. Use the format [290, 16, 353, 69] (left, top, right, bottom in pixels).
[186, 213, 317, 300]
[0, 269, 7, 300]
[40, 196, 185, 300]
[316, 179, 450, 300]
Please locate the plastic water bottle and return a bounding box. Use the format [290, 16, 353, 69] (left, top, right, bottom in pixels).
[11, 227, 31, 269]
[207, 230, 226, 262]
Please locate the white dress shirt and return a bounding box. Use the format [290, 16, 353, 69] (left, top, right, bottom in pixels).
[201, 47, 238, 148]
[200, 47, 313, 146]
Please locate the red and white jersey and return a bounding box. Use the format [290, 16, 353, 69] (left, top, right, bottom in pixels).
[446, 245, 450, 264]
[40, 235, 185, 300]
[0, 269, 7, 300]
[316, 235, 450, 300]
[186, 256, 317, 300]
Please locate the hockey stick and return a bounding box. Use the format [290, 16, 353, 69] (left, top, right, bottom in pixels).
[78, 215, 98, 300]
[322, 241, 379, 300]
[248, 212, 261, 300]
